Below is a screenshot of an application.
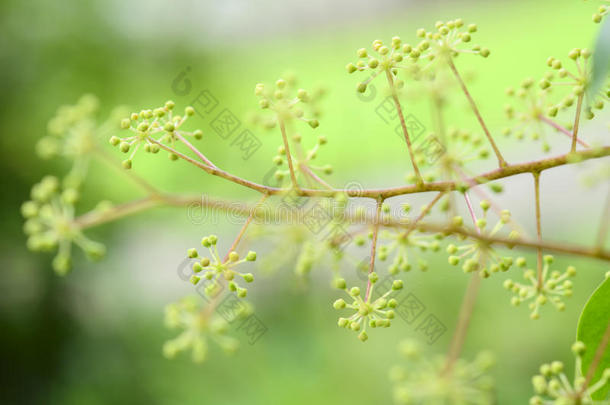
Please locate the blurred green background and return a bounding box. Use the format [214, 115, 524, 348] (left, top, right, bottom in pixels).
[1, 0, 609, 403]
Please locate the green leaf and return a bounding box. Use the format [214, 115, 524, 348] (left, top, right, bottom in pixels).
[576, 277, 610, 400]
[589, 18, 610, 104]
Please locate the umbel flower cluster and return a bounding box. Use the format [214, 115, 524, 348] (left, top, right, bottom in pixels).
[347, 19, 489, 94]
[21, 176, 105, 275]
[187, 235, 257, 298]
[253, 77, 323, 130]
[390, 339, 495, 404]
[504, 46, 608, 152]
[530, 341, 610, 404]
[503, 255, 576, 319]
[163, 296, 251, 363]
[447, 202, 516, 278]
[333, 275, 404, 342]
[110, 100, 203, 169]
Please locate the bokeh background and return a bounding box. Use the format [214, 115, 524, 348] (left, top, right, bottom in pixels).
[1, 0, 609, 403]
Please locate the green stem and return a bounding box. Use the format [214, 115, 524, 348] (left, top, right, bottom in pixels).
[571, 94, 584, 153]
[385, 69, 423, 185]
[447, 58, 507, 168]
[533, 172, 543, 288]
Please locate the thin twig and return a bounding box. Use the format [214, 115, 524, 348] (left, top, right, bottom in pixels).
[447, 58, 507, 168]
[571, 94, 584, 153]
[442, 274, 481, 375]
[279, 118, 300, 191]
[538, 115, 590, 148]
[147, 137, 610, 199]
[173, 132, 217, 169]
[533, 172, 543, 288]
[385, 69, 423, 184]
[73, 192, 610, 262]
[443, 193, 483, 374]
[364, 197, 383, 301]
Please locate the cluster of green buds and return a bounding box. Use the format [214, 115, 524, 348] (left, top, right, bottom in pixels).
[163, 296, 251, 363]
[346, 20, 488, 93]
[542, 49, 605, 121]
[333, 275, 403, 342]
[253, 77, 322, 130]
[37, 94, 100, 161]
[447, 203, 516, 278]
[410, 19, 489, 71]
[503, 255, 575, 320]
[186, 235, 256, 298]
[36, 94, 123, 186]
[591, 1, 609, 23]
[504, 78, 554, 152]
[109, 100, 203, 169]
[21, 176, 105, 275]
[530, 341, 610, 404]
[270, 134, 332, 185]
[390, 339, 495, 404]
[346, 36, 412, 93]
[539, 48, 610, 119]
[415, 127, 491, 183]
[375, 226, 442, 274]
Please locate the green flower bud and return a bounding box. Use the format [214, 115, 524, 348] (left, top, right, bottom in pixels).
[333, 299, 347, 309]
[346, 63, 357, 74]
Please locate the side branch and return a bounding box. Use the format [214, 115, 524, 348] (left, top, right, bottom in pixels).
[447, 58, 507, 168]
[148, 136, 610, 199]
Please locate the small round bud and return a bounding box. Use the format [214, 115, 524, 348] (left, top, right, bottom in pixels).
[333, 299, 347, 309]
[228, 251, 239, 262]
[187, 248, 198, 258]
[571, 341, 586, 355]
[185, 106, 195, 116]
[346, 63, 357, 74]
[120, 119, 131, 129]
